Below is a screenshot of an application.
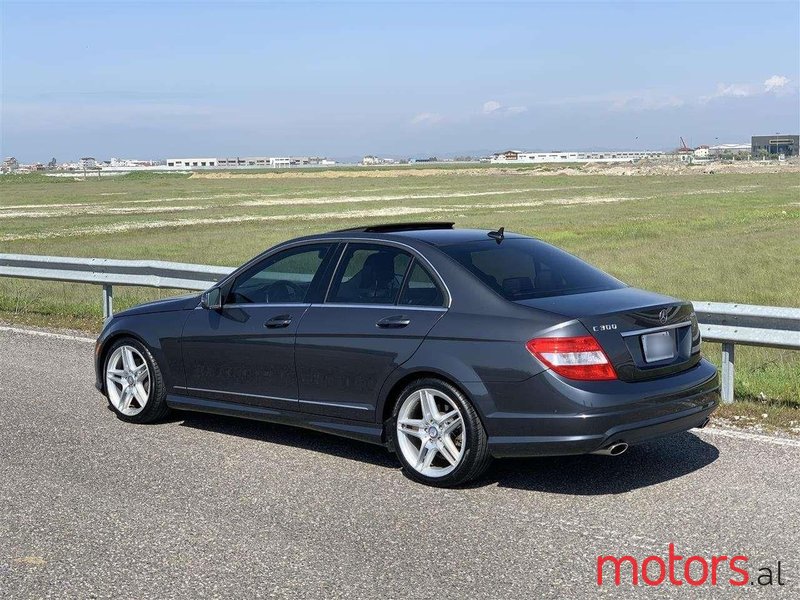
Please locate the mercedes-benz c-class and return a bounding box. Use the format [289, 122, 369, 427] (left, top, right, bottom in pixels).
[95, 222, 719, 486]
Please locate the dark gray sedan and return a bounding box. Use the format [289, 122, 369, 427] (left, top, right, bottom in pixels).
[95, 223, 719, 486]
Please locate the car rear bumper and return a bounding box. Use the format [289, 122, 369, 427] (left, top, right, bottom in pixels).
[481, 358, 720, 458]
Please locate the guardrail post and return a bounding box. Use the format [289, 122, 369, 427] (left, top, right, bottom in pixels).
[721, 342, 735, 404]
[102, 284, 113, 320]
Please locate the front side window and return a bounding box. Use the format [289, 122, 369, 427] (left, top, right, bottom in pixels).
[227, 243, 333, 304]
[440, 238, 625, 300]
[328, 243, 411, 304]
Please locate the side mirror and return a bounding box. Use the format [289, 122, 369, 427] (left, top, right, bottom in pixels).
[201, 287, 223, 310]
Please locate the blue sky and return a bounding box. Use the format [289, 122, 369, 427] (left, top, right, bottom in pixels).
[2, 1, 798, 162]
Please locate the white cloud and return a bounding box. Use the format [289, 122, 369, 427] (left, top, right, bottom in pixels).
[482, 100, 502, 114]
[715, 83, 754, 98]
[409, 112, 443, 125]
[482, 100, 527, 116]
[764, 75, 790, 92]
[699, 76, 796, 103]
[698, 83, 757, 103]
[610, 93, 685, 111]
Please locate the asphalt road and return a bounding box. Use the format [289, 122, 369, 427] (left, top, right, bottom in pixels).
[1, 326, 798, 599]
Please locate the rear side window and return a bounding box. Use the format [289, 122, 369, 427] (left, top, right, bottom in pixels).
[440, 238, 625, 300]
[328, 243, 412, 304]
[399, 261, 444, 307]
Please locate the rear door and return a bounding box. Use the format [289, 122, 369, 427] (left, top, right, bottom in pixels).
[295, 243, 447, 421]
[179, 242, 336, 409]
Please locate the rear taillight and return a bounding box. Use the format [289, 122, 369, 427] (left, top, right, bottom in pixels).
[526, 336, 617, 381]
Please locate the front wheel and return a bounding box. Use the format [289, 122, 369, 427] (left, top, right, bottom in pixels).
[103, 337, 170, 424]
[391, 378, 491, 487]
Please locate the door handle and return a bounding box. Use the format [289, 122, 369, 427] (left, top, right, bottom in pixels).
[265, 314, 292, 328]
[376, 315, 411, 329]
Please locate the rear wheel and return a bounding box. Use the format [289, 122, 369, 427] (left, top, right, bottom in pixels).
[104, 337, 170, 423]
[391, 378, 491, 487]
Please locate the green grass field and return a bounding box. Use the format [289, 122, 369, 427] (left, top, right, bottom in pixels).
[1, 167, 798, 407]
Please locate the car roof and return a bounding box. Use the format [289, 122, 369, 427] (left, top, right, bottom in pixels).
[388, 227, 527, 246]
[314, 222, 529, 246]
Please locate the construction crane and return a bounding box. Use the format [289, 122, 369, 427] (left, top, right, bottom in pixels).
[677, 137, 693, 153]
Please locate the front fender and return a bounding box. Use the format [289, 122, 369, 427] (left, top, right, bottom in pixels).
[95, 311, 190, 394]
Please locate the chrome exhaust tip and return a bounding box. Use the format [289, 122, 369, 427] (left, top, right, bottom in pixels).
[591, 442, 629, 456]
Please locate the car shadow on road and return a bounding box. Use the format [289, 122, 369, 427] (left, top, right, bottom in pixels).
[176, 411, 719, 494]
[487, 432, 719, 494]
[176, 411, 398, 468]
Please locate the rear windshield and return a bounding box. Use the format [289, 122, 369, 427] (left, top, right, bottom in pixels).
[440, 238, 625, 300]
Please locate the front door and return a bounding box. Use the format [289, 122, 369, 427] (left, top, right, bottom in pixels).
[179, 242, 336, 411]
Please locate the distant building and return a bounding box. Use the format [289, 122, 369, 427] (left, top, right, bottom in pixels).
[493, 150, 524, 161]
[362, 156, 397, 165]
[2, 157, 18, 172]
[751, 135, 799, 157]
[693, 146, 710, 158]
[79, 157, 97, 169]
[709, 143, 751, 156]
[166, 156, 324, 169]
[166, 158, 218, 168]
[164, 156, 331, 169]
[110, 158, 163, 167]
[490, 150, 665, 164]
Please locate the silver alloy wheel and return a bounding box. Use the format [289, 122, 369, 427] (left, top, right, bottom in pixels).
[105, 345, 151, 416]
[396, 388, 466, 478]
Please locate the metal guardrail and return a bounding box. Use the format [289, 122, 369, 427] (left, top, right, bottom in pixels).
[694, 301, 800, 403]
[1, 254, 798, 404]
[0, 254, 233, 321]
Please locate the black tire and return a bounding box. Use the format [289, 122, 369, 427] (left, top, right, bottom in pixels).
[390, 377, 492, 487]
[102, 337, 170, 424]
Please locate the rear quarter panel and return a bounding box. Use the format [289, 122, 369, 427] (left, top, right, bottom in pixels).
[376, 307, 582, 423]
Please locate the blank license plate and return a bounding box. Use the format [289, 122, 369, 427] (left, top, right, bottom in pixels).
[642, 330, 675, 363]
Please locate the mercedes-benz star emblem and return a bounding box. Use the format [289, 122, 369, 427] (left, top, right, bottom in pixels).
[658, 309, 669, 325]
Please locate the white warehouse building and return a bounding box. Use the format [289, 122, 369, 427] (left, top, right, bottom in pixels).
[166, 156, 334, 168]
[166, 158, 218, 168]
[490, 150, 665, 164]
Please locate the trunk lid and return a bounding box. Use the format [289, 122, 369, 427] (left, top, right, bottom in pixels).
[517, 287, 702, 382]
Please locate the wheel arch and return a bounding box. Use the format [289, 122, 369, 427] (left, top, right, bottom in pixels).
[379, 368, 487, 446]
[96, 330, 154, 394]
